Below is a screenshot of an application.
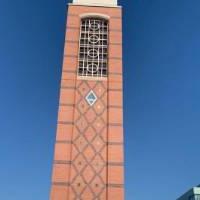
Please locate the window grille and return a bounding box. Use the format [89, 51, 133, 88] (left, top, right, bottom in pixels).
[78, 18, 109, 78]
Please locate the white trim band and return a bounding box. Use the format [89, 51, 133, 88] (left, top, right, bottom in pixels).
[72, 0, 118, 7]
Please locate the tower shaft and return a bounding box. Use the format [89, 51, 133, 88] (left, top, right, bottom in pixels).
[50, 2, 124, 200]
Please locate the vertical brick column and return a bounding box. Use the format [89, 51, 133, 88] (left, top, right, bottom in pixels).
[107, 8, 124, 200]
[50, 4, 124, 200]
[50, 6, 80, 199]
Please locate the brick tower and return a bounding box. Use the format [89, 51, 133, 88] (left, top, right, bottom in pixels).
[50, 0, 124, 199]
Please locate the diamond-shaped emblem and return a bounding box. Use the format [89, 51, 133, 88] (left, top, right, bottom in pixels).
[86, 90, 97, 106]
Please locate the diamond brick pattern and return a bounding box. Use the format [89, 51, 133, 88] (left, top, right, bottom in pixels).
[85, 109, 97, 124]
[69, 80, 107, 200]
[73, 135, 88, 152]
[83, 126, 96, 142]
[76, 116, 89, 132]
[73, 154, 87, 172]
[93, 100, 105, 115]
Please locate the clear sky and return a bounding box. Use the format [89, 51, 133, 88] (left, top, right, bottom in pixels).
[0, 0, 200, 199]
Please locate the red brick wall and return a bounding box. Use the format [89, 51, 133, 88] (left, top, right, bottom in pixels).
[50, 4, 124, 200]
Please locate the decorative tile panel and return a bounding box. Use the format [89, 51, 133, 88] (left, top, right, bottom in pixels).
[69, 80, 107, 200]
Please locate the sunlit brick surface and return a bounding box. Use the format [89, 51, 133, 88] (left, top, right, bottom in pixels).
[50, 4, 124, 200]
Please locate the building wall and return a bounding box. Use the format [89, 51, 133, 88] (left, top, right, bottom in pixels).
[177, 187, 200, 200]
[50, 4, 124, 200]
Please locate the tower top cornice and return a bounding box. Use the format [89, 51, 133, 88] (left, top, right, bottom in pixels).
[72, 0, 118, 7]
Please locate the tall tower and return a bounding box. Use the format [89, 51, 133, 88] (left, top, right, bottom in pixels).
[50, 0, 124, 199]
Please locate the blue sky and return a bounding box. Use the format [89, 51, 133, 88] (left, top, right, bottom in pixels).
[0, 0, 200, 199]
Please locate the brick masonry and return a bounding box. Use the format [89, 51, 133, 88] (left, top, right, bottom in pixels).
[50, 4, 124, 200]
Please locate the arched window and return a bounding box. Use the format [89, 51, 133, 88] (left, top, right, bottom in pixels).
[78, 17, 109, 78]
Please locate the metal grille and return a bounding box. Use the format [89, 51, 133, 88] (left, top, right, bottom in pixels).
[78, 18, 109, 78]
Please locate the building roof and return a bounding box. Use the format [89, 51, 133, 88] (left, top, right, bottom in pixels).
[177, 185, 200, 200]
